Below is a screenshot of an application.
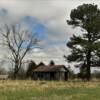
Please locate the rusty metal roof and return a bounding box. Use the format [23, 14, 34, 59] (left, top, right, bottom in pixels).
[33, 65, 68, 72]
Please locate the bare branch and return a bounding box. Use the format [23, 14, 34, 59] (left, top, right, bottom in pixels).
[0, 23, 38, 78]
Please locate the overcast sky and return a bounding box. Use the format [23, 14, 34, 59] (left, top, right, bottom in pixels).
[0, 0, 100, 70]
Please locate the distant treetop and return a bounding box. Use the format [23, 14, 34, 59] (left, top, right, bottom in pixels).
[49, 60, 55, 65]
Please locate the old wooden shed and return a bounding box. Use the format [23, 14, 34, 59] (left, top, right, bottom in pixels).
[32, 65, 69, 81]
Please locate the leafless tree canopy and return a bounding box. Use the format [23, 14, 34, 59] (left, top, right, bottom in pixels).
[0, 24, 38, 78]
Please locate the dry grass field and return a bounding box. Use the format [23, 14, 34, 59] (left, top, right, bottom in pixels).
[0, 80, 100, 100]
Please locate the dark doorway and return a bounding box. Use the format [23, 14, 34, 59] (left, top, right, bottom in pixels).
[50, 72, 55, 80]
[65, 72, 68, 81]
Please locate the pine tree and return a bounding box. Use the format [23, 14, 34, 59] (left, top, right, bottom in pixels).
[65, 4, 100, 81]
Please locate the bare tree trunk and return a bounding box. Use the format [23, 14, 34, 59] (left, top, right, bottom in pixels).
[13, 61, 19, 79]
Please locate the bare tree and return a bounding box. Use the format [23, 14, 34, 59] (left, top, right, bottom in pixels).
[0, 24, 38, 79]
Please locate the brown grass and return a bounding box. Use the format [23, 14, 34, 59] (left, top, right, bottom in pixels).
[0, 80, 99, 91]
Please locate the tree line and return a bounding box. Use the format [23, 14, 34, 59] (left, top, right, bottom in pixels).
[0, 60, 55, 79]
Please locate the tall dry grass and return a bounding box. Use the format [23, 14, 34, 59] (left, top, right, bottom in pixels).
[0, 80, 99, 91]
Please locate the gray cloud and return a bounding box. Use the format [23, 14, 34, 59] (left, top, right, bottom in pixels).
[0, 0, 100, 68]
[1, 0, 100, 38]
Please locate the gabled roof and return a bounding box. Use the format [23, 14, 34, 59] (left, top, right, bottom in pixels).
[33, 65, 68, 72]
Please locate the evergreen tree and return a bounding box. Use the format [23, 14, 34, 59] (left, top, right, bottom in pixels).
[26, 61, 37, 78]
[65, 4, 100, 80]
[49, 60, 55, 65]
